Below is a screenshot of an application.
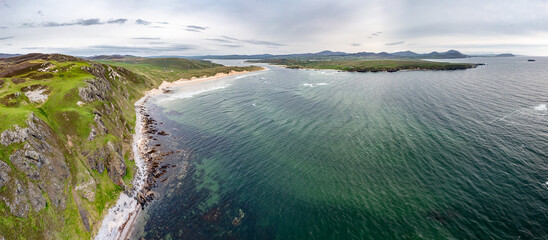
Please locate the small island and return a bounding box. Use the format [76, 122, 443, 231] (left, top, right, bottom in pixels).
[251, 59, 482, 72]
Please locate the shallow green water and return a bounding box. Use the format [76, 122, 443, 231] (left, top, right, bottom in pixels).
[132, 57, 547, 239]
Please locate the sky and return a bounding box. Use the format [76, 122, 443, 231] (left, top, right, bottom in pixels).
[1, 0, 548, 56]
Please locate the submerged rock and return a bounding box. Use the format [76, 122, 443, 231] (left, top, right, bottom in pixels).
[232, 209, 245, 227]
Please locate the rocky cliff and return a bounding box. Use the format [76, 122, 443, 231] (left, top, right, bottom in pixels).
[0, 53, 160, 239]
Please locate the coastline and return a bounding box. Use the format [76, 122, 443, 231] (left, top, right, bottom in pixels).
[94, 68, 264, 240]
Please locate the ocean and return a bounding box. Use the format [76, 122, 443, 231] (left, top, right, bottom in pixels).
[129, 57, 547, 239]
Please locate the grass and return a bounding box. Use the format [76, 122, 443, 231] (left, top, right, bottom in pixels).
[252, 59, 480, 72]
[0, 54, 265, 239]
[96, 58, 262, 83]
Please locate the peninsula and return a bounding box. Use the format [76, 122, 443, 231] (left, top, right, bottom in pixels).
[251, 59, 482, 72]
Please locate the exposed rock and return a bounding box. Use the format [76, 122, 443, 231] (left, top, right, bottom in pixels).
[3, 113, 70, 210]
[27, 181, 46, 212]
[78, 77, 111, 102]
[0, 160, 11, 188]
[75, 175, 96, 202]
[22, 85, 49, 103]
[106, 141, 126, 186]
[72, 191, 92, 231]
[107, 65, 123, 81]
[1, 125, 30, 146]
[94, 114, 108, 134]
[9, 143, 41, 180]
[86, 149, 105, 174]
[87, 125, 97, 141]
[7, 180, 29, 218]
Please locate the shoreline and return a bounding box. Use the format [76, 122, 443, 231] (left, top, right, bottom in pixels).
[94, 68, 264, 240]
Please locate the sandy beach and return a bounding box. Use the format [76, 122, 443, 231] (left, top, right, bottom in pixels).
[94, 68, 264, 240]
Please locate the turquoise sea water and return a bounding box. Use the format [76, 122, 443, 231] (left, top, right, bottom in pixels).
[131, 58, 547, 239]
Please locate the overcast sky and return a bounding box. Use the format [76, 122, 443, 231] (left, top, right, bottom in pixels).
[1, 0, 547, 56]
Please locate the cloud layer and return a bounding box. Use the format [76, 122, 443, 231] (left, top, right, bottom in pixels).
[0, 0, 547, 56]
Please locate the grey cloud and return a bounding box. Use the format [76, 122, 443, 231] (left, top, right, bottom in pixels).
[187, 25, 208, 30]
[79, 19, 102, 26]
[149, 26, 164, 28]
[89, 44, 195, 52]
[221, 44, 244, 48]
[27, 18, 127, 27]
[135, 19, 151, 25]
[207, 38, 233, 43]
[157, 22, 169, 24]
[131, 37, 161, 40]
[386, 41, 405, 46]
[107, 18, 127, 24]
[351, 43, 361, 47]
[218, 36, 285, 46]
[37, 10, 43, 16]
[0, 36, 14, 40]
[184, 25, 208, 32]
[242, 39, 284, 46]
[221, 36, 239, 41]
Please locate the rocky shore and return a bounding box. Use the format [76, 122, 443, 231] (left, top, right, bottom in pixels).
[95, 69, 260, 239]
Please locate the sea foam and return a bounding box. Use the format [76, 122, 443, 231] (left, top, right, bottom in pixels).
[534, 104, 547, 111]
[156, 85, 228, 103]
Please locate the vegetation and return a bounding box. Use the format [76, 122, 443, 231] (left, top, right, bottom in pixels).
[0, 54, 262, 239]
[95, 57, 262, 82]
[252, 59, 481, 72]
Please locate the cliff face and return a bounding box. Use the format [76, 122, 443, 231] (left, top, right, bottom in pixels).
[0, 54, 160, 239]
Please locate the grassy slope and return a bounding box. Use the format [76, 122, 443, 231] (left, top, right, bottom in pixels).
[0, 56, 261, 239]
[96, 57, 262, 82]
[254, 59, 479, 72]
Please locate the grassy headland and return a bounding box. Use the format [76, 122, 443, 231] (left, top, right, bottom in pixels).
[0, 53, 260, 239]
[95, 57, 262, 82]
[251, 59, 481, 72]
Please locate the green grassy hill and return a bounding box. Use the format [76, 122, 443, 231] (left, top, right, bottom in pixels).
[0, 53, 260, 239]
[96, 57, 261, 82]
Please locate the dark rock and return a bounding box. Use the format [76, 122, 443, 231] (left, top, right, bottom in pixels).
[94, 114, 108, 134]
[3, 113, 70, 210]
[8, 180, 29, 218]
[0, 160, 11, 188]
[27, 181, 46, 212]
[106, 141, 126, 186]
[87, 125, 97, 141]
[10, 143, 41, 180]
[78, 77, 111, 102]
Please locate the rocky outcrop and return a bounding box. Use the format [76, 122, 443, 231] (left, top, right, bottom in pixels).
[0, 161, 11, 189]
[1, 112, 70, 216]
[78, 77, 111, 102]
[27, 181, 46, 212]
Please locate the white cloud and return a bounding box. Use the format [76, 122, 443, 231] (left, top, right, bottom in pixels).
[0, 0, 547, 56]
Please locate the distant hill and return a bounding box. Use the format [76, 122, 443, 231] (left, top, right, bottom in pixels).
[495, 53, 515, 57]
[187, 50, 472, 60]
